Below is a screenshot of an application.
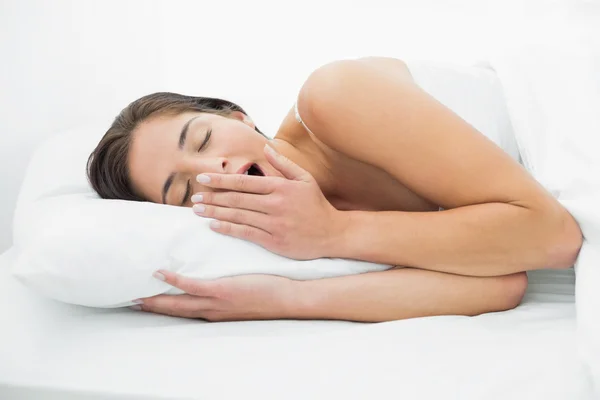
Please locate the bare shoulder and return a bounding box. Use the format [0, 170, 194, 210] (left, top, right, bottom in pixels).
[293, 56, 554, 212]
[356, 56, 414, 78]
[306, 57, 413, 82]
[296, 57, 414, 127]
[299, 57, 412, 99]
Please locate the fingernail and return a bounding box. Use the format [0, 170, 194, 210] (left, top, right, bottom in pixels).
[210, 220, 221, 229]
[191, 194, 203, 203]
[193, 204, 205, 214]
[132, 299, 144, 304]
[130, 305, 142, 311]
[153, 271, 166, 281]
[196, 174, 210, 184]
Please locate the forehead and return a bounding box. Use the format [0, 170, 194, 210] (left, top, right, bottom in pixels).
[137, 111, 205, 138]
[128, 111, 204, 202]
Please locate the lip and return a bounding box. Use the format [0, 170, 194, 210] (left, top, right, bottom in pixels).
[236, 162, 253, 175]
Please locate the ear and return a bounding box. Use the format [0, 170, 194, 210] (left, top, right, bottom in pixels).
[229, 111, 255, 129]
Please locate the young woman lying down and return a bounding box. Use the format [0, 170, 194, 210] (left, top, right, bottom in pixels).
[86, 57, 582, 322]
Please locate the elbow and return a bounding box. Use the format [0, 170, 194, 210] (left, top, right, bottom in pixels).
[543, 207, 583, 270]
[475, 272, 528, 316]
[499, 272, 528, 312]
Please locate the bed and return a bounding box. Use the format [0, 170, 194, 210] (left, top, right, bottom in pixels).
[0, 246, 593, 400]
[4, 26, 600, 399]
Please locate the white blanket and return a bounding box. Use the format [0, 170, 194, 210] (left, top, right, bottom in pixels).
[0, 248, 593, 400]
[486, 34, 600, 394]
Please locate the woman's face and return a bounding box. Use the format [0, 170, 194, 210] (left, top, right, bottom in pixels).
[128, 111, 280, 207]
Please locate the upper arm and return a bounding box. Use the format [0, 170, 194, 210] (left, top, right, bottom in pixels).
[297, 59, 557, 211]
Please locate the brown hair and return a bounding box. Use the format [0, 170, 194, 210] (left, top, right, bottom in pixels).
[86, 92, 264, 202]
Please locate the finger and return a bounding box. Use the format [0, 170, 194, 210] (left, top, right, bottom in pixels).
[196, 172, 280, 194]
[153, 270, 218, 297]
[192, 191, 270, 213]
[209, 219, 272, 247]
[193, 204, 270, 230]
[264, 144, 312, 182]
[139, 294, 215, 319]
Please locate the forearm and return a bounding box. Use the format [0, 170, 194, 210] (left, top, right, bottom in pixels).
[331, 203, 581, 277]
[290, 268, 527, 322]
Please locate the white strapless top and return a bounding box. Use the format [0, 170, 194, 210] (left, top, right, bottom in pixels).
[294, 101, 314, 135]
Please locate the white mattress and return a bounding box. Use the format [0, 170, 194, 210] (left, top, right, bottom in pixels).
[0, 248, 593, 400]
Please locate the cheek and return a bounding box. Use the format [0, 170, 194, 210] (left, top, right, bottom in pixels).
[132, 166, 164, 203]
[219, 130, 261, 152]
[128, 148, 163, 202]
[191, 181, 217, 197]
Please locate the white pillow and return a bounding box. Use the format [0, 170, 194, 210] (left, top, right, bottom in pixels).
[11, 61, 517, 308]
[10, 125, 390, 308]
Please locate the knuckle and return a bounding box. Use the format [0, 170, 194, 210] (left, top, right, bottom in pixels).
[271, 235, 287, 250]
[170, 275, 181, 287]
[234, 175, 246, 190]
[179, 282, 197, 294]
[210, 282, 225, 298]
[271, 218, 285, 232]
[241, 225, 254, 239]
[171, 301, 186, 313]
[231, 209, 243, 223]
[217, 219, 231, 234]
[262, 219, 275, 234]
[141, 299, 154, 308]
[204, 206, 216, 218]
[202, 192, 213, 203]
[219, 221, 232, 233]
[269, 195, 284, 209]
[271, 179, 285, 191]
[229, 192, 243, 207]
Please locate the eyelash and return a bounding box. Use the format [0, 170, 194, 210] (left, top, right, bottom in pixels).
[184, 128, 212, 205]
[197, 129, 212, 152]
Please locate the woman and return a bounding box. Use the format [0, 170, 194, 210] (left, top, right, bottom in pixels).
[87, 57, 582, 322]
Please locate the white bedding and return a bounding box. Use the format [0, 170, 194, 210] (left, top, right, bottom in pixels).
[486, 34, 600, 391]
[0, 248, 593, 400]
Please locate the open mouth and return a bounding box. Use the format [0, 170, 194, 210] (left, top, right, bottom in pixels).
[243, 163, 265, 176]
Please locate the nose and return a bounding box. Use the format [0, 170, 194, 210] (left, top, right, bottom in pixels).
[177, 157, 228, 175]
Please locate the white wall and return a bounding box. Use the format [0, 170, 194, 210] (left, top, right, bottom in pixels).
[0, 0, 596, 253]
[0, 0, 167, 253]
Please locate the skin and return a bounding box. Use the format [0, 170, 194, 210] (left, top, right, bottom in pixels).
[129, 110, 286, 207]
[127, 57, 583, 322]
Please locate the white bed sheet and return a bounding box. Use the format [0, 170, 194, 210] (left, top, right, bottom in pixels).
[0, 248, 593, 400]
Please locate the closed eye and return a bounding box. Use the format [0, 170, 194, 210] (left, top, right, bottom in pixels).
[180, 181, 191, 207]
[181, 128, 211, 206]
[197, 128, 212, 152]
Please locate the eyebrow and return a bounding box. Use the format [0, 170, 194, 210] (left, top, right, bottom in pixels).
[161, 116, 200, 205]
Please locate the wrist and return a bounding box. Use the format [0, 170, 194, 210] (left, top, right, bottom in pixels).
[327, 209, 361, 259]
[283, 280, 321, 319]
